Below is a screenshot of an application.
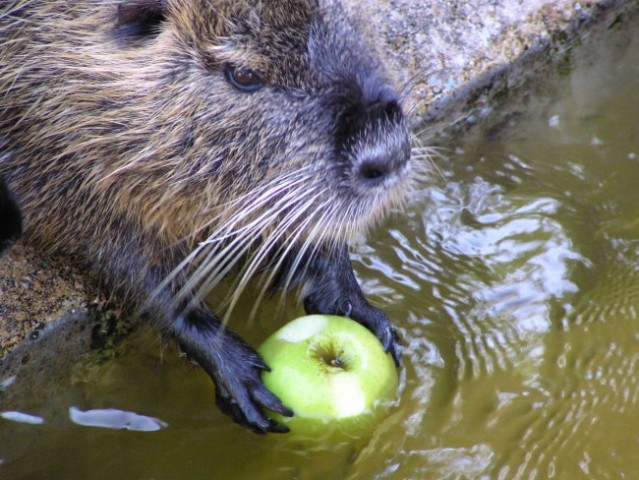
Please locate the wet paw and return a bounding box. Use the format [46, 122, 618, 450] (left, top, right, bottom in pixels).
[212, 342, 294, 434]
[349, 302, 403, 366]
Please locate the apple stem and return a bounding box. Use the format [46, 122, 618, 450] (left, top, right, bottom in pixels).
[312, 339, 350, 372]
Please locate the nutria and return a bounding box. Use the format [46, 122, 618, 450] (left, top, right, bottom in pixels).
[0, 0, 412, 433]
[0, 179, 22, 255]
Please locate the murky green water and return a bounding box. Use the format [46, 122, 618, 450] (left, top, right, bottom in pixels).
[4, 11, 639, 480]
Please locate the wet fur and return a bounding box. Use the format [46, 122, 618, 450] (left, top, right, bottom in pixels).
[0, 0, 412, 432]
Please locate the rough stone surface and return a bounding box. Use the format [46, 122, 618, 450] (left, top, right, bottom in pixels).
[0, 0, 636, 363]
[358, 0, 627, 133]
[0, 245, 92, 357]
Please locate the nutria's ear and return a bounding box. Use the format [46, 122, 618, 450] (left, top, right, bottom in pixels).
[115, 0, 167, 38]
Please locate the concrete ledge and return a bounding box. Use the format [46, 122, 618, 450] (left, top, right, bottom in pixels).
[368, 0, 625, 129]
[0, 245, 89, 358]
[1, 0, 637, 369]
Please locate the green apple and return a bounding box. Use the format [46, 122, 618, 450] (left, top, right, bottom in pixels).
[258, 314, 399, 439]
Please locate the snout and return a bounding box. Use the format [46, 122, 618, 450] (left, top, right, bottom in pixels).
[352, 107, 411, 189]
[339, 92, 411, 192]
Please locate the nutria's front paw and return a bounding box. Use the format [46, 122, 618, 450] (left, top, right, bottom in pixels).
[213, 343, 293, 434]
[348, 301, 403, 366]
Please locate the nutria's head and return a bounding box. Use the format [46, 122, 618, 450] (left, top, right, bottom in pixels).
[107, 0, 413, 300]
[1, 0, 412, 305]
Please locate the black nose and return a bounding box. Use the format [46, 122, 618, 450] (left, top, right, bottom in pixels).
[334, 92, 409, 181]
[332, 80, 411, 188]
[354, 125, 411, 187]
[359, 157, 390, 182]
[351, 96, 411, 187]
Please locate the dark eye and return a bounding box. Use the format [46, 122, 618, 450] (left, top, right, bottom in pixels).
[224, 64, 263, 92]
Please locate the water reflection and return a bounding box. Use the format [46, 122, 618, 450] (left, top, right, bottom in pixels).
[354, 12, 639, 478]
[69, 406, 168, 431]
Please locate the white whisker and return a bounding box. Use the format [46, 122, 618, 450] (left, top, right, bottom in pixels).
[276, 195, 346, 313]
[185, 184, 317, 304]
[224, 186, 326, 322]
[247, 192, 334, 320]
[150, 166, 315, 310]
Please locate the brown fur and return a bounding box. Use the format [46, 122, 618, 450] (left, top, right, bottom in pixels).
[0, 0, 413, 432]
